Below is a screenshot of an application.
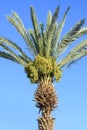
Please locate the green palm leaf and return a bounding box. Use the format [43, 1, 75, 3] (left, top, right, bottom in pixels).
[0, 51, 19, 63]
[56, 19, 86, 57]
[59, 40, 87, 68]
[0, 42, 26, 66]
[51, 7, 70, 57]
[0, 36, 31, 62]
[27, 30, 38, 55]
[46, 11, 52, 32]
[66, 50, 87, 68]
[45, 6, 60, 56]
[7, 12, 36, 57]
[30, 6, 41, 54]
[40, 23, 47, 56]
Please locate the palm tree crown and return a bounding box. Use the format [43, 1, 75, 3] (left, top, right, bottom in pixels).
[0, 5, 87, 83]
[1, 5, 87, 130]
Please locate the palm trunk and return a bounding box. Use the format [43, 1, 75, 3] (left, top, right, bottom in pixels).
[34, 76, 58, 130]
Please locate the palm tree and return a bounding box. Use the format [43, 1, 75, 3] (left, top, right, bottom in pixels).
[0, 5, 87, 130]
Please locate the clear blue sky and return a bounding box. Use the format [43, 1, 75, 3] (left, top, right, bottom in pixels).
[0, 0, 87, 130]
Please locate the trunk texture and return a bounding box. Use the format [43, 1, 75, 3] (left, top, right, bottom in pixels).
[34, 76, 58, 130]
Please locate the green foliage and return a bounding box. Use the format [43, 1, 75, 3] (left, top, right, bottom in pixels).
[45, 6, 60, 57]
[56, 19, 86, 57]
[25, 55, 62, 83]
[59, 40, 87, 68]
[1, 5, 87, 81]
[0, 51, 19, 63]
[51, 7, 70, 56]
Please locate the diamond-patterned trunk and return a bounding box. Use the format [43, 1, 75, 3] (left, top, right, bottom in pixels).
[34, 76, 58, 130]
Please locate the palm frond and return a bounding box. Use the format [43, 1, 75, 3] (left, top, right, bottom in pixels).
[51, 7, 70, 57]
[30, 6, 41, 54]
[0, 51, 19, 63]
[56, 19, 86, 57]
[69, 40, 87, 54]
[18, 55, 30, 63]
[73, 28, 87, 39]
[50, 23, 58, 55]
[50, 6, 60, 26]
[7, 12, 36, 57]
[40, 23, 48, 56]
[46, 11, 52, 32]
[0, 42, 27, 66]
[27, 30, 38, 55]
[59, 40, 87, 68]
[45, 6, 60, 56]
[7, 12, 27, 42]
[0, 36, 31, 62]
[45, 11, 52, 56]
[39, 23, 45, 56]
[66, 50, 87, 68]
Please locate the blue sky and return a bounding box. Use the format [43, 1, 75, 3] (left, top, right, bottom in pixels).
[0, 0, 87, 130]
